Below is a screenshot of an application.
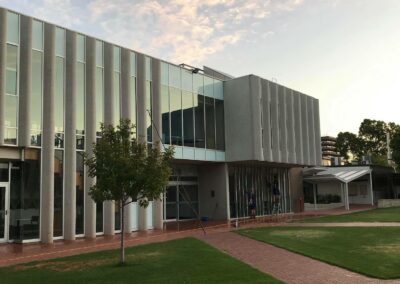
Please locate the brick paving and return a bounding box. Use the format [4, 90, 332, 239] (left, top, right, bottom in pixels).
[287, 222, 400, 227]
[199, 231, 400, 284]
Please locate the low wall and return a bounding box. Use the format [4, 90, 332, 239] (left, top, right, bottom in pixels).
[377, 199, 400, 208]
[304, 202, 343, 211]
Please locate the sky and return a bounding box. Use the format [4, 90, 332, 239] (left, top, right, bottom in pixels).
[1, 0, 399, 136]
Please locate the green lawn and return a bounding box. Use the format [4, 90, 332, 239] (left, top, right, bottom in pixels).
[0, 237, 281, 284]
[239, 226, 400, 279]
[299, 207, 400, 223]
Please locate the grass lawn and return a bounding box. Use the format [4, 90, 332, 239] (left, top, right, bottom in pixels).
[0, 237, 281, 284]
[239, 226, 400, 279]
[299, 207, 400, 223]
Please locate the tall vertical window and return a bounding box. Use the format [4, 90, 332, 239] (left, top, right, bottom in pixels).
[130, 52, 137, 137]
[76, 34, 85, 149]
[76, 152, 85, 235]
[205, 96, 215, 149]
[215, 99, 225, 150]
[55, 28, 65, 148]
[95, 41, 103, 137]
[5, 12, 19, 145]
[170, 87, 182, 146]
[146, 57, 152, 143]
[113, 47, 121, 127]
[54, 149, 64, 237]
[182, 91, 194, 147]
[161, 63, 170, 144]
[193, 74, 204, 148]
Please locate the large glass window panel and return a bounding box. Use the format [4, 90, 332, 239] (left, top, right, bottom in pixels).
[182, 91, 194, 147]
[96, 67, 103, 135]
[114, 72, 121, 126]
[76, 34, 85, 62]
[145, 56, 151, 81]
[5, 95, 18, 128]
[31, 51, 43, 146]
[55, 57, 64, 134]
[161, 62, 168, 86]
[54, 150, 63, 237]
[76, 62, 85, 134]
[5, 128, 17, 145]
[96, 202, 103, 233]
[130, 77, 137, 135]
[146, 81, 152, 143]
[170, 87, 182, 146]
[205, 97, 216, 149]
[169, 64, 180, 89]
[96, 41, 103, 67]
[193, 74, 204, 95]
[114, 47, 120, 72]
[181, 69, 192, 92]
[76, 152, 84, 235]
[0, 163, 8, 182]
[194, 95, 205, 148]
[215, 99, 225, 151]
[9, 163, 20, 240]
[32, 20, 43, 51]
[214, 80, 223, 99]
[161, 85, 170, 144]
[130, 52, 136, 77]
[7, 12, 19, 44]
[204, 76, 214, 98]
[6, 44, 18, 95]
[55, 28, 65, 57]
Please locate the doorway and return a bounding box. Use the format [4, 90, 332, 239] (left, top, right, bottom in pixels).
[0, 183, 9, 243]
[164, 181, 199, 222]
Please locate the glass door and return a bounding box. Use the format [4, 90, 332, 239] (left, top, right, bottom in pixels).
[165, 186, 177, 221]
[0, 183, 9, 243]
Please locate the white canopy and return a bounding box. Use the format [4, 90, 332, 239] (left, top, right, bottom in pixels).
[303, 166, 371, 183]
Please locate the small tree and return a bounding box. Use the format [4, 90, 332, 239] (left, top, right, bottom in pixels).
[84, 119, 174, 264]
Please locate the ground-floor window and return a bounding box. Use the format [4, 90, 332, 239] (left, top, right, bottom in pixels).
[229, 166, 291, 218]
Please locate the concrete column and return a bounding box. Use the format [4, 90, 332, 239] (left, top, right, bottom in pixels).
[151, 58, 163, 230]
[278, 85, 287, 163]
[344, 183, 350, 210]
[63, 30, 77, 241]
[313, 99, 322, 166]
[307, 97, 316, 165]
[301, 94, 310, 165]
[249, 75, 263, 161]
[40, 23, 56, 243]
[286, 90, 296, 164]
[84, 37, 97, 238]
[0, 9, 7, 145]
[270, 82, 280, 162]
[370, 172, 374, 205]
[261, 80, 272, 162]
[136, 53, 148, 230]
[120, 48, 132, 233]
[294, 92, 303, 165]
[103, 42, 115, 235]
[18, 15, 32, 147]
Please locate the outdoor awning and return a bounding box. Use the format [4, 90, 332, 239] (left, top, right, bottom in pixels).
[303, 166, 372, 184]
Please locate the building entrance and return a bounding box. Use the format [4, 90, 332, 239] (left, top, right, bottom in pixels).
[0, 183, 10, 243]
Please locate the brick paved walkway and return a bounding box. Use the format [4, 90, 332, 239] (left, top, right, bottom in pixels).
[287, 222, 400, 227]
[199, 231, 400, 284]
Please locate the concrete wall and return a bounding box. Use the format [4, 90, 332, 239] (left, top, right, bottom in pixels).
[224, 75, 321, 166]
[289, 167, 304, 213]
[198, 163, 229, 220]
[378, 199, 400, 208]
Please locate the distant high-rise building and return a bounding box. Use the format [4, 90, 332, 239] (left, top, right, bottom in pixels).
[321, 136, 340, 166]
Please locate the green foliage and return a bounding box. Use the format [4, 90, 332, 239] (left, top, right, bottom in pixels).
[391, 130, 400, 170]
[336, 132, 364, 162]
[359, 119, 388, 155]
[84, 119, 174, 207]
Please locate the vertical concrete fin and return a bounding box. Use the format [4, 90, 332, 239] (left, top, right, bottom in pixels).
[40, 23, 56, 244]
[249, 75, 263, 161]
[64, 30, 77, 241]
[18, 15, 32, 147]
[84, 36, 97, 238]
[0, 8, 7, 145]
[313, 99, 322, 166]
[136, 53, 147, 144]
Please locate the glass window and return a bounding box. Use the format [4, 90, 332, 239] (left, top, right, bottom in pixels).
[32, 20, 43, 51]
[169, 64, 180, 89]
[130, 52, 136, 77]
[5, 95, 17, 128]
[54, 150, 64, 237]
[7, 12, 19, 44]
[170, 87, 182, 146]
[181, 69, 192, 92]
[130, 77, 137, 135]
[76, 34, 85, 62]
[114, 47, 120, 71]
[31, 51, 43, 133]
[194, 95, 205, 148]
[55, 57, 64, 134]
[115, 203, 121, 231]
[114, 72, 121, 126]
[96, 202, 103, 233]
[205, 97, 215, 149]
[55, 28, 65, 57]
[161, 85, 170, 144]
[146, 81, 152, 142]
[215, 99, 225, 151]
[204, 76, 214, 98]
[6, 44, 18, 95]
[161, 62, 168, 86]
[193, 74, 204, 95]
[182, 91, 194, 147]
[214, 80, 223, 100]
[76, 152, 85, 235]
[96, 41, 103, 67]
[145, 56, 151, 81]
[5, 128, 17, 145]
[96, 67, 103, 135]
[76, 62, 85, 134]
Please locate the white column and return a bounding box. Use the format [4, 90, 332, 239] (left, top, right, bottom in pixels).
[344, 182, 350, 210]
[369, 172, 374, 205]
[0, 9, 6, 145]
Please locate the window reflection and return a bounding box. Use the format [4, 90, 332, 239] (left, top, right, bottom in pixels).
[170, 87, 182, 145]
[205, 97, 215, 149]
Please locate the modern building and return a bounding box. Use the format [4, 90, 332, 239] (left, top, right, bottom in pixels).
[0, 7, 321, 244]
[321, 136, 340, 166]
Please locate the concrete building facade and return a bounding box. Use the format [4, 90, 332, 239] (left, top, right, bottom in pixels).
[0, 8, 321, 244]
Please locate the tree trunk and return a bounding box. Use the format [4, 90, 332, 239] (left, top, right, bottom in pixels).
[120, 200, 125, 264]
